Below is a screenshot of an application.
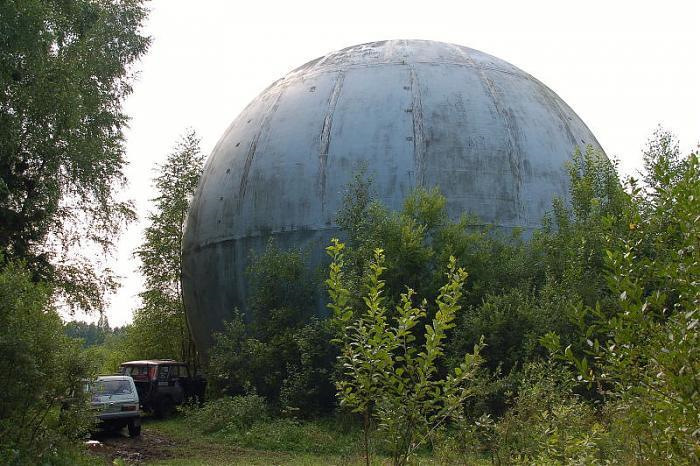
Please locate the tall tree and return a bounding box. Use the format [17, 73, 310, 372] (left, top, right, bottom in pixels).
[0, 2, 149, 459]
[0, 0, 150, 311]
[133, 129, 205, 368]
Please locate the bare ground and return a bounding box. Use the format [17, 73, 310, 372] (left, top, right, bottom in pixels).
[86, 427, 179, 464]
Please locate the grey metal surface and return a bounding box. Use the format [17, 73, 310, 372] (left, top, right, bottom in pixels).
[182, 40, 604, 355]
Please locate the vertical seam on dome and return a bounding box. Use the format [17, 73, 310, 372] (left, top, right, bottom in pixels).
[448, 44, 525, 225]
[409, 65, 426, 187]
[318, 71, 345, 212]
[537, 84, 578, 149]
[238, 90, 284, 212]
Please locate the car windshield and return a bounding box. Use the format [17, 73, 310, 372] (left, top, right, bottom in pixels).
[90, 380, 133, 396]
[121, 365, 148, 376]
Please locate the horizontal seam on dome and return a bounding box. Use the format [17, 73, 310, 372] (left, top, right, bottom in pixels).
[280, 62, 528, 85]
[185, 223, 540, 251]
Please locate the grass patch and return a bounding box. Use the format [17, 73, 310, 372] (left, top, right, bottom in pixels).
[146, 415, 365, 465]
[145, 414, 491, 465]
[215, 417, 360, 455]
[152, 415, 361, 453]
[78, 413, 489, 465]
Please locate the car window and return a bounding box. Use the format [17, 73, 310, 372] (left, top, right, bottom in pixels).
[90, 380, 134, 396]
[158, 365, 170, 381]
[122, 365, 148, 376]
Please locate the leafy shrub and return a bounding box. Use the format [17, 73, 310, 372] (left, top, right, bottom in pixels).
[208, 312, 278, 398]
[493, 361, 605, 464]
[546, 135, 700, 464]
[184, 398, 360, 456]
[327, 240, 485, 466]
[184, 395, 269, 434]
[224, 418, 360, 455]
[450, 285, 579, 375]
[279, 318, 337, 416]
[208, 312, 337, 415]
[208, 241, 336, 415]
[0, 258, 94, 464]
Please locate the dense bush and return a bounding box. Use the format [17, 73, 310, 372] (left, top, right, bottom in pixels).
[0, 258, 94, 464]
[546, 132, 700, 463]
[450, 286, 578, 375]
[330, 132, 698, 463]
[208, 241, 336, 415]
[492, 361, 604, 464]
[184, 395, 269, 434]
[223, 418, 360, 455]
[183, 396, 360, 455]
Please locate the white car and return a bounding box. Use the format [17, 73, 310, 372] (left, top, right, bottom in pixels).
[87, 375, 141, 437]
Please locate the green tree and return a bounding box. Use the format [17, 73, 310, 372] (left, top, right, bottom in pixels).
[132, 129, 205, 368]
[326, 239, 484, 466]
[64, 316, 122, 347]
[0, 0, 150, 311]
[0, 2, 149, 461]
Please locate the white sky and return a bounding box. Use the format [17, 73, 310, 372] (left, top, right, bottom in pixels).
[84, 0, 699, 327]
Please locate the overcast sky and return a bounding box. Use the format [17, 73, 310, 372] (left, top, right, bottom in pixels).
[79, 0, 699, 326]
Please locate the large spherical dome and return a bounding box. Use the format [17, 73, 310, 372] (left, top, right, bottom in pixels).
[182, 40, 603, 353]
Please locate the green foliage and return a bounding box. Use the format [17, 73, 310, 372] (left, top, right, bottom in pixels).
[64, 317, 124, 348]
[226, 418, 359, 455]
[182, 396, 362, 456]
[451, 285, 579, 376]
[131, 129, 205, 368]
[208, 311, 280, 399]
[63, 317, 133, 375]
[181, 402, 361, 457]
[545, 132, 700, 463]
[336, 179, 439, 307]
[280, 318, 337, 417]
[0, 0, 150, 311]
[79, 325, 136, 374]
[433, 361, 606, 465]
[64, 319, 109, 347]
[208, 241, 335, 414]
[209, 315, 337, 415]
[330, 136, 696, 463]
[492, 361, 605, 464]
[246, 239, 318, 338]
[0, 4, 149, 461]
[0, 257, 94, 464]
[184, 395, 269, 434]
[185, 132, 697, 464]
[536, 146, 631, 308]
[327, 240, 484, 466]
[336, 177, 548, 372]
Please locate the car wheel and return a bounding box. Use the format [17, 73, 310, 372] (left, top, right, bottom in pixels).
[128, 419, 141, 438]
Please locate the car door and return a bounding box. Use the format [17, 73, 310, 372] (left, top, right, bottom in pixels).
[170, 365, 186, 403]
[157, 364, 185, 403]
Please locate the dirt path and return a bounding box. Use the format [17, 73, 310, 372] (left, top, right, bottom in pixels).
[86, 427, 178, 464]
